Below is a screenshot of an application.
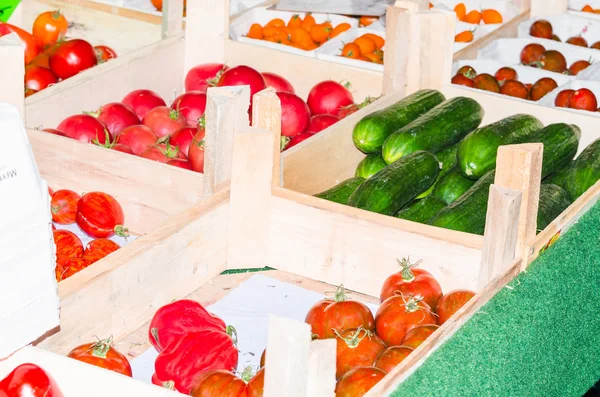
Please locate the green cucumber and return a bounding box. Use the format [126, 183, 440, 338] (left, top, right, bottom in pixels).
[432, 167, 476, 204]
[348, 151, 440, 215]
[416, 143, 459, 199]
[544, 165, 572, 192]
[382, 97, 484, 164]
[315, 177, 365, 204]
[395, 196, 447, 224]
[457, 114, 544, 179]
[352, 89, 446, 154]
[428, 170, 495, 235]
[355, 154, 387, 179]
[528, 123, 580, 179]
[537, 184, 572, 232]
[564, 138, 600, 200]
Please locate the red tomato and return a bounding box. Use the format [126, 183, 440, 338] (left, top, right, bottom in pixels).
[262, 72, 295, 93]
[0, 23, 40, 64]
[379, 258, 442, 308]
[307, 114, 339, 134]
[451, 74, 475, 88]
[569, 88, 598, 111]
[529, 77, 558, 101]
[67, 338, 132, 377]
[336, 328, 386, 379]
[188, 128, 206, 173]
[247, 368, 264, 397]
[569, 60, 591, 75]
[56, 257, 92, 281]
[122, 89, 166, 119]
[49, 39, 97, 79]
[167, 158, 193, 170]
[190, 370, 247, 397]
[520, 43, 545, 65]
[141, 143, 187, 163]
[0, 363, 64, 397]
[456, 65, 476, 79]
[51, 189, 81, 224]
[566, 36, 588, 47]
[112, 143, 134, 154]
[529, 20, 553, 39]
[43, 128, 66, 137]
[539, 50, 567, 73]
[436, 289, 475, 325]
[284, 132, 311, 150]
[555, 89, 574, 107]
[30, 52, 51, 68]
[307, 80, 354, 116]
[32, 10, 68, 49]
[76, 192, 128, 238]
[277, 92, 310, 137]
[499, 80, 529, 99]
[473, 73, 500, 93]
[142, 106, 187, 138]
[53, 229, 83, 267]
[83, 238, 120, 263]
[171, 91, 207, 127]
[88, 102, 140, 139]
[400, 324, 439, 349]
[335, 367, 386, 397]
[116, 125, 158, 155]
[374, 346, 413, 373]
[94, 45, 118, 63]
[375, 295, 437, 346]
[25, 65, 58, 91]
[305, 285, 375, 339]
[56, 114, 109, 145]
[170, 126, 197, 157]
[216, 65, 266, 106]
[185, 63, 228, 92]
[337, 104, 360, 119]
[494, 67, 518, 85]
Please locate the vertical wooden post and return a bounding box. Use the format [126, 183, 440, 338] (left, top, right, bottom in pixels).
[530, 0, 567, 17]
[0, 34, 25, 119]
[203, 86, 250, 197]
[184, 0, 228, 74]
[161, 0, 185, 39]
[494, 143, 543, 270]
[252, 88, 282, 187]
[478, 185, 522, 289]
[306, 340, 336, 397]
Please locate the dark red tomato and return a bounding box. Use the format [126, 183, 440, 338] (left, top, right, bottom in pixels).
[141, 143, 187, 163]
[94, 45, 118, 63]
[592, 41, 600, 50]
[307, 80, 354, 116]
[566, 36, 588, 47]
[335, 367, 386, 397]
[520, 43, 545, 65]
[499, 80, 529, 99]
[283, 132, 311, 150]
[247, 368, 264, 397]
[262, 71, 295, 93]
[456, 65, 476, 79]
[400, 324, 439, 349]
[56, 257, 93, 281]
[142, 106, 187, 138]
[529, 77, 558, 101]
[170, 126, 197, 157]
[307, 114, 339, 134]
[569, 88, 598, 111]
[122, 89, 166, 119]
[217, 65, 266, 109]
[0, 23, 40, 64]
[171, 91, 207, 127]
[49, 39, 97, 79]
[569, 60, 591, 75]
[167, 158, 193, 170]
[473, 73, 500, 93]
[53, 229, 84, 267]
[494, 67, 518, 85]
[56, 114, 109, 145]
[0, 363, 64, 397]
[539, 50, 567, 72]
[76, 192, 128, 238]
[375, 295, 437, 346]
[451, 74, 475, 87]
[83, 238, 120, 263]
[190, 370, 247, 397]
[25, 65, 57, 91]
[67, 338, 132, 377]
[305, 285, 375, 339]
[51, 189, 81, 224]
[379, 258, 442, 308]
[277, 92, 310, 137]
[88, 102, 140, 139]
[529, 19, 553, 39]
[116, 125, 158, 155]
[43, 128, 66, 137]
[32, 10, 68, 49]
[188, 128, 206, 173]
[551, 34, 561, 41]
[185, 63, 228, 92]
[336, 328, 386, 379]
[374, 346, 413, 373]
[555, 89, 574, 107]
[436, 289, 476, 325]
[112, 143, 134, 154]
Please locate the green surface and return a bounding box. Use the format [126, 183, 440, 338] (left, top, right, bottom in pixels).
[221, 267, 274, 275]
[0, 0, 20, 22]
[393, 201, 600, 397]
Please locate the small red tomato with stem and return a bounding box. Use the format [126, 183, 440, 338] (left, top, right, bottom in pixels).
[305, 284, 375, 339]
[185, 63, 228, 92]
[116, 125, 158, 156]
[436, 290, 476, 325]
[0, 23, 40, 64]
[0, 363, 64, 397]
[277, 91, 311, 137]
[569, 88, 598, 111]
[142, 106, 187, 138]
[400, 324, 439, 349]
[32, 10, 68, 49]
[520, 43, 545, 65]
[307, 80, 354, 115]
[335, 367, 387, 397]
[94, 45, 118, 63]
[262, 72, 296, 94]
[83, 238, 121, 263]
[51, 189, 81, 224]
[555, 89, 575, 107]
[569, 60, 591, 75]
[529, 20, 553, 39]
[76, 192, 128, 238]
[451, 74, 475, 87]
[53, 229, 84, 267]
[122, 89, 166, 119]
[529, 77, 558, 101]
[335, 327, 386, 379]
[190, 370, 248, 397]
[57, 114, 110, 145]
[168, 126, 198, 157]
[171, 91, 207, 127]
[86, 102, 140, 139]
[375, 294, 438, 346]
[141, 143, 187, 163]
[49, 39, 98, 79]
[374, 346, 413, 373]
[188, 127, 206, 173]
[67, 337, 132, 377]
[473, 73, 500, 93]
[56, 257, 93, 281]
[307, 114, 340, 134]
[379, 257, 443, 308]
[499, 80, 529, 99]
[456, 65, 477, 79]
[25, 65, 58, 92]
[494, 67, 518, 85]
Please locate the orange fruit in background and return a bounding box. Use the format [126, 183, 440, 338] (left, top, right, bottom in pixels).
[247, 23, 264, 39]
[455, 30, 474, 42]
[481, 9, 503, 24]
[266, 18, 285, 28]
[263, 26, 278, 38]
[354, 36, 376, 54]
[151, 0, 187, 13]
[331, 23, 351, 38]
[362, 33, 384, 49]
[464, 10, 481, 24]
[301, 13, 316, 30]
[582, 4, 594, 12]
[291, 27, 314, 50]
[309, 23, 332, 43]
[341, 43, 361, 59]
[357, 55, 370, 61]
[365, 52, 381, 63]
[288, 14, 302, 28]
[359, 16, 378, 27]
[454, 3, 466, 21]
[429, 2, 434, 9]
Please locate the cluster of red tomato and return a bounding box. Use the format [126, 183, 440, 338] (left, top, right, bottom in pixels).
[0, 11, 117, 98]
[49, 187, 126, 282]
[554, 88, 599, 112]
[520, 42, 591, 75]
[529, 19, 600, 49]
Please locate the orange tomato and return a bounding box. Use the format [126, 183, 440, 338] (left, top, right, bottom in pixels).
[341, 43, 361, 59]
[309, 23, 331, 43]
[32, 10, 68, 49]
[454, 3, 467, 21]
[291, 27, 315, 50]
[377, 50, 384, 64]
[288, 14, 303, 28]
[301, 13, 316, 31]
[359, 16, 378, 27]
[464, 10, 481, 24]
[247, 23, 264, 39]
[362, 33, 385, 49]
[263, 26, 278, 38]
[357, 55, 370, 61]
[429, 2, 433, 8]
[582, 5, 594, 12]
[266, 18, 285, 28]
[481, 9, 503, 24]
[331, 23, 351, 38]
[455, 30, 474, 42]
[365, 52, 381, 63]
[264, 36, 280, 43]
[353, 36, 376, 54]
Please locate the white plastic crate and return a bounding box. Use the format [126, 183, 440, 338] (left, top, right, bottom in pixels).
[316, 28, 385, 72]
[518, 14, 600, 47]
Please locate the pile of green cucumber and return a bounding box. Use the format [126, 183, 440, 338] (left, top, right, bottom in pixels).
[315, 89, 600, 235]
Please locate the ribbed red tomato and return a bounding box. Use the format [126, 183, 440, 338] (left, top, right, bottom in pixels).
[0, 23, 40, 64]
[375, 295, 437, 346]
[247, 368, 264, 397]
[379, 258, 443, 309]
[67, 338, 132, 377]
[262, 72, 295, 93]
[374, 346, 413, 373]
[32, 10, 68, 49]
[25, 65, 58, 92]
[170, 126, 197, 157]
[307, 114, 339, 134]
[88, 102, 140, 139]
[216, 65, 266, 106]
[0, 363, 64, 397]
[185, 63, 228, 92]
[141, 143, 187, 163]
[171, 91, 207, 127]
[57, 114, 109, 145]
[400, 324, 439, 349]
[49, 39, 97, 79]
[83, 238, 121, 263]
[190, 370, 248, 397]
[51, 189, 81, 224]
[116, 125, 158, 155]
[167, 158, 193, 170]
[277, 91, 310, 137]
[307, 80, 354, 116]
[53, 229, 83, 266]
[94, 45, 118, 63]
[76, 192, 128, 238]
[188, 128, 206, 173]
[284, 132, 311, 150]
[336, 328, 386, 379]
[142, 106, 187, 138]
[436, 289, 475, 325]
[122, 89, 166, 119]
[56, 257, 92, 281]
[335, 367, 386, 397]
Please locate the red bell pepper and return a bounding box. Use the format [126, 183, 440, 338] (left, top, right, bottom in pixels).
[0, 363, 64, 397]
[148, 299, 227, 352]
[154, 329, 239, 394]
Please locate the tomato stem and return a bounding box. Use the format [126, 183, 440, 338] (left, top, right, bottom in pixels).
[161, 381, 175, 390]
[334, 284, 348, 302]
[114, 225, 130, 238]
[91, 336, 113, 358]
[334, 326, 371, 349]
[151, 327, 162, 350]
[397, 257, 423, 282]
[226, 325, 238, 346]
[240, 366, 255, 383]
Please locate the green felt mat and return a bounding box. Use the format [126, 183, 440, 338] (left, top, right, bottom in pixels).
[391, 201, 600, 397]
